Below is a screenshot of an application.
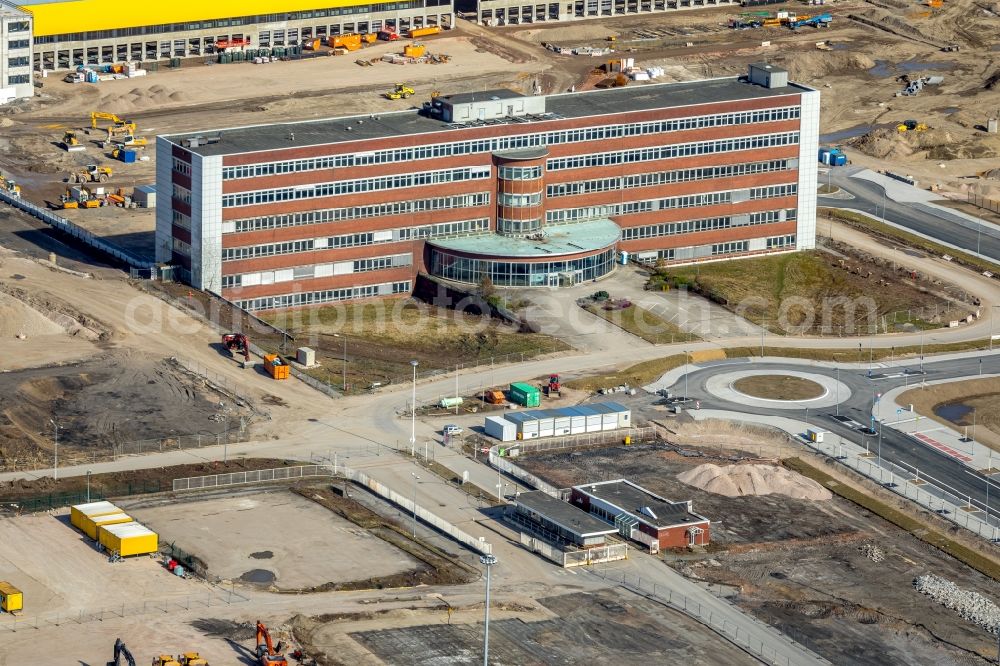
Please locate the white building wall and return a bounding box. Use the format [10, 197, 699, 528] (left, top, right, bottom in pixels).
[796, 88, 820, 250]
[0, 4, 34, 102]
[153, 136, 173, 264]
[189, 153, 223, 292]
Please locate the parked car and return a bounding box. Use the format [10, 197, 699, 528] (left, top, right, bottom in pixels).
[443, 424, 463, 436]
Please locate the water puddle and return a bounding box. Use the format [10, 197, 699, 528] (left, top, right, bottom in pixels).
[240, 568, 276, 584]
[249, 551, 273, 559]
[869, 59, 956, 78]
[933, 402, 973, 424]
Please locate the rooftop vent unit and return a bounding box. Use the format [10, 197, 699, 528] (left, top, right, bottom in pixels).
[182, 135, 221, 147]
[747, 62, 788, 89]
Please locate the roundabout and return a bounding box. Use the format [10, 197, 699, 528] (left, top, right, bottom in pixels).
[704, 369, 852, 410]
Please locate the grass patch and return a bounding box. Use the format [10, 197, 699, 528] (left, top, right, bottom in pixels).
[581, 301, 698, 344]
[647, 249, 960, 334]
[785, 457, 1000, 582]
[817, 184, 841, 195]
[732, 375, 825, 400]
[821, 208, 999, 273]
[564, 353, 689, 392]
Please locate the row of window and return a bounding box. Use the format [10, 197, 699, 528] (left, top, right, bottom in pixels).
[547, 159, 792, 198]
[223, 218, 491, 261]
[546, 184, 796, 224]
[219, 106, 801, 179]
[498, 192, 542, 208]
[8, 21, 28, 33]
[172, 183, 191, 205]
[7, 75, 29, 85]
[497, 165, 542, 181]
[231, 192, 491, 233]
[235, 281, 411, 312]
[547, 132, 799, 171]
[222, 165, 491, 209]
[7, 57, 29, 68]
[767, 234, 796, 249]
[171, 210, 191, 231]
[8, 39, 29, 50]
[620, 209, 795, 240]
[497, 217, 542, 235]
[34, 4, 424, 44]
[222, 253, 412, 288]
[172, 158, 192, 176]
[712, 241, 750, 255]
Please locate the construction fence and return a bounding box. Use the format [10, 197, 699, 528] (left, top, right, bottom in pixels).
[0, 587, 249, 634]
[518, 532, 629, 568]
[170, 463, 493, 556]
[967, 192, 1000, 216]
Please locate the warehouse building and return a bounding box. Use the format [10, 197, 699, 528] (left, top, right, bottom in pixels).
[485, 402, 631, 441]
[13, 0, 452, 72]
[476, 0, 736, 27]
[157, 65, 818, 311]
[0, 1, 32, 102]
[571, 479, 710, 549]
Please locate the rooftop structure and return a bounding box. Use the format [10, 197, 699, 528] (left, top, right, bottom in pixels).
[510, 490, 618, 547]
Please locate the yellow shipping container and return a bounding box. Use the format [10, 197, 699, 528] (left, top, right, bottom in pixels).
[0, 581, 23, 613]
[98, 522, 158, 557]
[69, 501, 119, 531]
[80, 512, 132, 540]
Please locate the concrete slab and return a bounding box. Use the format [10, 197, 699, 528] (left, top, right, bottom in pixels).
[126, 490, 420, 589]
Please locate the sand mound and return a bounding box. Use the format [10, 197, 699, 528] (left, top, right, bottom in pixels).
[0, 292, 64, 338]
[772, 52, 875, 82]
[677, 463, 832, 501]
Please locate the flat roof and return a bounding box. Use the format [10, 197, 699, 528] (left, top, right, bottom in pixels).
[443, 89, 525, 105]
[166, 75, 808, 157]
[575, 480, 707, 529]
[515, 490, 618, 537]
[427, 219, 620, 259]
[505, 401, 630, 422]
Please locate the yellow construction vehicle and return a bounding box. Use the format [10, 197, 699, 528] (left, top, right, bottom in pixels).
[61, 130, 85, 151]
[59, 191, 79, 209]
[72, 164, 112, 183]
[105, 122, 138, 142]
[897, 119, 929, 132]
[152, 656, 181, 666]
[383, 83, 415, 100]
[90, 111, 131, 130]
[0, 174, 21, 198]
[177, 653, 208, 666]
[112, 133, 147, 148]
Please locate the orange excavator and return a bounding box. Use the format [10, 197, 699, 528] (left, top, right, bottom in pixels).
[255, 621, 288, 666]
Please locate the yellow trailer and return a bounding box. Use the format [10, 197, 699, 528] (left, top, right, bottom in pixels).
[81, 512, 132, 540]
[0, 581, 22, 613]
[99, 522, 158, 557]
[70, 501, 120, 531]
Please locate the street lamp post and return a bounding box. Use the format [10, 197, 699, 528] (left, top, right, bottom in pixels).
[410, 360, 419, 457]
[86, 469, 92, 502]
[480, 554, 498, 666]
[411, 472, 420, 537]
[49, 419, 59, 481]
[835, 364, 841, 416]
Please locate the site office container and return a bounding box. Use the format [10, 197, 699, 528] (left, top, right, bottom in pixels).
[601, 401, 632, 428]
[506, 413, 539, 439]
[0, 581, 22, 612]
[563, 407, 588, 434]
[81, 512, 132, 540]
[98, 522, 158, 557]
[485, 416, 516, 442]
[70, 501, 120, 531]
[509, 382, 541, 407]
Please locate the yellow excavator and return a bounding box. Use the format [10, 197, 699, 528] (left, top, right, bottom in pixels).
[90, 111, 131, 130]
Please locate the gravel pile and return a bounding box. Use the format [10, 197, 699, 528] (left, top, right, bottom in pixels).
[677, 463, 832, 500]
[913, 574, 1000, 633]
[860, 542, 885, 563]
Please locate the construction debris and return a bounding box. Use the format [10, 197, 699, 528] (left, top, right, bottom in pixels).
[913, 574, 1000, 633]
[859, 542, 886, 563]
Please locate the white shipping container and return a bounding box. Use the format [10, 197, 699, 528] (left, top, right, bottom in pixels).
[485, 416, 517, 442]
[538, 426, 555, 438]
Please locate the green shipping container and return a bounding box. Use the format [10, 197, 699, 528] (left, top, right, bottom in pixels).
[510, 382, 540, 407]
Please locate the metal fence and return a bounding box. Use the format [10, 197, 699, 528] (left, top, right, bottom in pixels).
[0, 191, 154, 268]
[967, 192, 1000, 216]
[172, 464, 333, 492]
[0, 587, 249, 633]
[591, 568, 831, 666]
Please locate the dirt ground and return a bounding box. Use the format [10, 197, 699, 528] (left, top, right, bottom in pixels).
[900, 377, 1000, 453]
[298, 588, 758, 666]
[518, 442, 1000, 665]
[0, 349, 259, 471]
[122, 489, 422, 591]
[0, 509, 207, 617]
[732, 375, 826, 400]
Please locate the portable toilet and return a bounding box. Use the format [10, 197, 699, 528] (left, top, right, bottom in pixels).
[0, 582, 22, 613]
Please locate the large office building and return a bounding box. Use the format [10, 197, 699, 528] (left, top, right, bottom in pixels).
[476, 0, 735, 27]
[10, 0, 452, 72]
[0, 1, 32, 102]
[156, 63, 818, 312]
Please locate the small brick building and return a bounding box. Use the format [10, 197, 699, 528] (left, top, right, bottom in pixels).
[570, 479, 710, 549]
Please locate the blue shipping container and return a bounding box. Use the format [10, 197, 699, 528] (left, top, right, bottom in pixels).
[119, 150, 137, 163]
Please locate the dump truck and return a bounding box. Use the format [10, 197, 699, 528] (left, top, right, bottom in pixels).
[407, 25, 441, 38]
[384, 83, 415, 99]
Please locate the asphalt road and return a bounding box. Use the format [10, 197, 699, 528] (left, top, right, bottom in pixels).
[820, 169, 1000, 262]
[678, 354, 1000, 521]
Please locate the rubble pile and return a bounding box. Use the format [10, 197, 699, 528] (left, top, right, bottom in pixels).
[913, 574, 1000, 633]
